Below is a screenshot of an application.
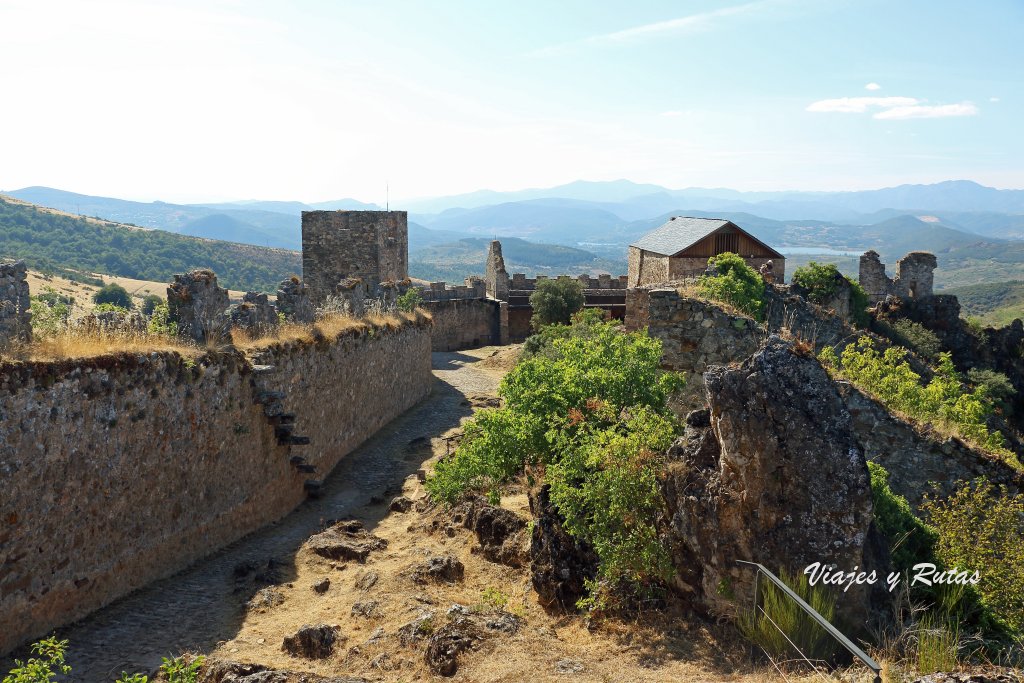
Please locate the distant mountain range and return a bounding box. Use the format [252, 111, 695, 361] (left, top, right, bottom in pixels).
[5, 180, 1024, 289]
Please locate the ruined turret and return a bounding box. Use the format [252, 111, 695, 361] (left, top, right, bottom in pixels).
[484, 240, 510, 301]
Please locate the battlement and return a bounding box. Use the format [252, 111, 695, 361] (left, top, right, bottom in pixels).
[417, 278, 487, 302]
[508, 272, 629, 291]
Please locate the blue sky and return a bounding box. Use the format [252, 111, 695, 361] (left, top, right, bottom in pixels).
[1, 0, 1020, 203]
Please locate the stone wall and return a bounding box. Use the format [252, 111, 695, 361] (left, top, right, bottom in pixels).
[422, 298, 506, 351]
[301, 210, 408, 303]
[167, 269, 231, 344]
[628, 288, 762, 408]
[419, 279, 487, 302]
[859, 250, 937, 304]
[0, 260, 32, 347]
[838, 381, 1022, 509]
[484, 241, 509, 300]
[0, 316, 433, 655]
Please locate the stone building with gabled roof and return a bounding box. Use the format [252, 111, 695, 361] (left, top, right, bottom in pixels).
[627, 216, 785, 287]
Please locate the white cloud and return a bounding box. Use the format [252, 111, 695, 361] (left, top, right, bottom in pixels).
[873, 102, 979, 120]
[990, 96, 1000, 103]
[865, 82, 881, 91]
[806, 96, 918, 113]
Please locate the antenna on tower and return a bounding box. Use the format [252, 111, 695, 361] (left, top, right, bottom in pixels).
[386, 182, 389, 212]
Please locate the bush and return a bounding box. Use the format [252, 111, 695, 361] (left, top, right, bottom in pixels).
[547, 404, 677, 608]
[737, 568, 839, 663]
[923, 480, 1024, 633]
[819, 338, 1011, 457]
[397, 288, 423, 313]
[140, 294, 162, 316]
[529, 277, 584, 329]
[147, 301, 178, 337]
[791, 261, 843, 303]
[967, 368, 1016, 405]
[93, 303, 130, 314]
[792, 261, 869, 326]
[868, 462, 938, 573]
[880, 319, 943, 360]
[696, 252, 765, 321]
[427, 315, 684, 606]
[29, 297, 70, 338]
[92, 283, 133, 310]
[2, 636, 71, 683]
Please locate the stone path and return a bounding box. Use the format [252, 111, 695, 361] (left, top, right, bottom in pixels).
[45, 350, 501, 682]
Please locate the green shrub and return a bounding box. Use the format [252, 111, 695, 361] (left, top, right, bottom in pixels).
[522, 309, 606, 359]
[791, 261, 869, 326]
[967, 368, 1016, 405]
[2, 636, 71, 683]
[696, 252, 765, 321]
[92, 283, 133, 310]
[923, 480, 1024, 633]
[35, 286, 73, 308]
[737, 568, 839, 663]
[868, 462, 938, 573]
[880, 319, 943, 360]
[147, 301, 178, 337]
[115, 674, 149, 683]
[397, 288, 423, 313]
[93, 302, 130, 314]
[427, 314, 684, 606]
[819, 338, 1010, 457]
[547, 404, 677, 609]
[916, 615, 961, 674]
[159, 655, 204, 683]
[529, 277, 585, 329]
[140, 294, 162, 316]
[791, 261, 843, 302]
[29, 297, 70, 338]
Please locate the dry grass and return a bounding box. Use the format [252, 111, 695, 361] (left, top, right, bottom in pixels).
[233, 310, 429, 351]
[3, 329, 201, 363]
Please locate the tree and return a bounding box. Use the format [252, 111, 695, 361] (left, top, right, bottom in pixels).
[529, 277, 585, 329]
[140, 294, 163, 316]
[92, 283, 133, 310]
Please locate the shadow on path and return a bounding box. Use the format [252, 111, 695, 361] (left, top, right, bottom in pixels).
[10, 352, 495, 682]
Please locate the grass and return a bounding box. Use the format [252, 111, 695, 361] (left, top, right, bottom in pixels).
[2, 310, 429, 364]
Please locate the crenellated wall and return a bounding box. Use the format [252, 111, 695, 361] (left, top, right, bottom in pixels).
[0, 315, 432, 655]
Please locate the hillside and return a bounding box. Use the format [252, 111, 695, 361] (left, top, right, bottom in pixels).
[409, 236, 622, 282]
[0, 196, 300, 292]
[941, 280, 1024, 325]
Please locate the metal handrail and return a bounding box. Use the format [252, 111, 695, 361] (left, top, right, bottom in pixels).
[737, 561, 882, 683]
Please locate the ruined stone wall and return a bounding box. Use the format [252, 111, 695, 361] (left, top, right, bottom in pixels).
[859, 250, 936, 304]
[0, 317, 432, 655]
[422, 298, 504, 351]
[301, 211, 408, 303]
[0, 260, 32, 346]
[635, 288, 762, 408]
[484, 241, 509, 300]
[419, 279, 487, 302]
[838, 381, 1022, 509]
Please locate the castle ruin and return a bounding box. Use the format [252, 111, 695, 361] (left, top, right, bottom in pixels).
[859, 250, 937, 304]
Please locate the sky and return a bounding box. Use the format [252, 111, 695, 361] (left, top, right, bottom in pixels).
[1, 0, 1021, 204]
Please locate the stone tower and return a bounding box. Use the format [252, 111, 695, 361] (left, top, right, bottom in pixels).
[301, 210, 408, 304]
[484, 240, 509, 300]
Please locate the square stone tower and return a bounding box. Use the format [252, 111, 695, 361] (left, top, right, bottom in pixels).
[301, 210, 408, 304]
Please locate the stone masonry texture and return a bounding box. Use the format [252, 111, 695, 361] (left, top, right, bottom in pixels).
[167, 269, 232, 344]
[0, 260, 32, 346]
[0, 316, 432, 655]
[301, 210, 408, 304]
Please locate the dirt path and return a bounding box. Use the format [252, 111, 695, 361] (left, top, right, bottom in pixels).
[47, 348, 507, 682]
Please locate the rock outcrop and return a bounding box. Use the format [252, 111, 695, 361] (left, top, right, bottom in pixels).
[528, 485, 598, 610]
[230, 291, 279, 336]
[303, 520, 387, 563]
[281, 623, 342, 659]
[200, 659, 368, 682]
[454, 497, 529, 567]
[662, 336, 886, 628]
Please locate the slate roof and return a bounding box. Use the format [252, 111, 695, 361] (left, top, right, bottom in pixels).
[630, 216, 783, 258]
